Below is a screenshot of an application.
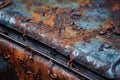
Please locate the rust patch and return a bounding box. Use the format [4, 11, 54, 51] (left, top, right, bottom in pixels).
[0, 38, 82, 80]
[0, 0, 120, 79]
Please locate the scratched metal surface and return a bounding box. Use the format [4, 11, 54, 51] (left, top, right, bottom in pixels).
[0, 0, 120, 79]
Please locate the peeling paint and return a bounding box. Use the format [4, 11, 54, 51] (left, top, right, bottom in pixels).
[0, 0, 120, 79]
[86, 56, 106, 69]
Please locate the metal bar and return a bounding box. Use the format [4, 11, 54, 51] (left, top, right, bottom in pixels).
[0, 24, 107, 80]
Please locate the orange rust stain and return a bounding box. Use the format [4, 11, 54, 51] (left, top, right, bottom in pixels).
[31, 12, 41, 22]
[112, 3, 120, 10]
[58, 26, 95, 46]
[60, 26, 78, 39]
[98, 18, 114, 34]
[76, 0, 90, 5]
[56, 7, 71, 14]
[70, 32, 94, 45]
[44, 24, 95, 46]
[43, 14, 55, 27]
[0, 39, 80, 80]
[27, 8, 55, 26]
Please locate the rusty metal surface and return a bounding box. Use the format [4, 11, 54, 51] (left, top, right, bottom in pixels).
[0, 0, 120, 79]
[0, 36, 83, 80]
[0, 24, 107, 80]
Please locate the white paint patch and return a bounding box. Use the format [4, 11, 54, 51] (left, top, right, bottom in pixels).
[9, 17, 16, 24]
[4, 17, 8, 22]
[41, 33, 46, 39]
[65, 45, 71, 49]
[20, 23, 27, 28]
[72, 49, 79, 57]
[0, 11, 15, 25]
[86, 56, 106, 68]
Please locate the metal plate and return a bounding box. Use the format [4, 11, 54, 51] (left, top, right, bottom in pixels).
[0, 0, 120, 79]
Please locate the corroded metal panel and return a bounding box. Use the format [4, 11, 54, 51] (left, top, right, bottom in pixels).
[0, 0, 120, 79]
[0, 36, 82, 80]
